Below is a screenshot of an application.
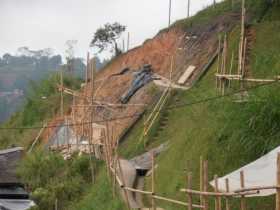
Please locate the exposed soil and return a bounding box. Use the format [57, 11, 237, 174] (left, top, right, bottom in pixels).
[46, 12, 241, 152]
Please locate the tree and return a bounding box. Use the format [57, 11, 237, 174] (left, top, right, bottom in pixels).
[90, 22, 126, 56]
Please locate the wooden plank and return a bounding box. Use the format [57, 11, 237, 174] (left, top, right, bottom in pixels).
[178, 65, 196, 84]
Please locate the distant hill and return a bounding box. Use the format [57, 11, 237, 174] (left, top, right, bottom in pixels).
[0, 47, 105, 123]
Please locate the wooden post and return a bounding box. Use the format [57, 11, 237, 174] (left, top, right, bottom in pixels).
[276, 153, 280, 210]
[240, 171, 246, 210]
[200, 156, 204, 205]
[225, 178, 230, 210]
[152, 152, 156, 210]
[203, 160, 209, 210]
[214, 175, 221, 210]
[187, 172, 193, 210]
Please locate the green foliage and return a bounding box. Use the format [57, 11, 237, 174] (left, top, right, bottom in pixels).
[221, 85, 280, 159]
[21, 73, 81, 126]
[17, 150, 93, 210]
[69, 168, 124, 210]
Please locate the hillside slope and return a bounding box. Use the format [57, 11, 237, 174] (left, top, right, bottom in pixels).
[0, 1, 279, 210]
[68, 1, 280, 210]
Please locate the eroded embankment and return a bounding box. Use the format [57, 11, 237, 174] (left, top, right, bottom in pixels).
[70, 12, 240, 146]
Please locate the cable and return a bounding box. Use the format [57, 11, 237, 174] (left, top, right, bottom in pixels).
[0, 80, 278, 130]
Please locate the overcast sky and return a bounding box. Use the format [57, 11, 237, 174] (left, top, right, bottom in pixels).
[0, 0, 222, 59]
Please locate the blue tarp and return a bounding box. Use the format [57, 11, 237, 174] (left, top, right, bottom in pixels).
[121, 64, 153, 104]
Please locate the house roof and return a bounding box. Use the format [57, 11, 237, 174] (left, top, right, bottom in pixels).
[0, 147, 23, 185]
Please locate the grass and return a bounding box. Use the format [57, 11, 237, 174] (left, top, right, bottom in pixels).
[117, 4, 280, 209]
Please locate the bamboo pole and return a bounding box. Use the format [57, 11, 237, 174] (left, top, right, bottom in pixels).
[187, 172, 193, 210]
[55, 198, 58, 210]
[241, 37, 247, 79]
[225, 178, 230, 210]
[240, 171, 246, 210]
[86, 52, 89, 83]
[238, 0, 245, 76]
[216, 36, 221, 90]
[152, 152, 156, 210]
[214, 175, 221, 210]
[152, 195, 203, 208]
[104, 122, 111, 178]
[222, 34, 228, 96]
[200, 156, 204, 205]
[116, 155, 131, 210]
[127, 32, 130, 51]
[203, 160, 209, 210]
[276, 153, 280, 210]
[60, 69, 64, 117]
[228, 52, 234, 88]
[181, 189, 259, 197]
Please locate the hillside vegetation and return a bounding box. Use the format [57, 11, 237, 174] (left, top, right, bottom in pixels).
[0, 1, 279, 210]
[71, 1, 280, 210]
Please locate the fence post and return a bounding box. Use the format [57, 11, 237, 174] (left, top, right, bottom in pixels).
[116, 155, 131, 210]
[200, 156, 204, 205]
[203, 160, 209, 210]
[225, 178, 230, 210]
[187, 172, 193, 210]
[152, 152, 156, 210]
[240, 171, 246, 210]
[214, 175, 221, 210]
[276, 153, 280, 210]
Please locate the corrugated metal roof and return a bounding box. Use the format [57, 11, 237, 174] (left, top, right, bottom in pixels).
[0, 147, 23, 184]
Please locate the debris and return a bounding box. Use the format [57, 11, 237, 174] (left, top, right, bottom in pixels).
[120, 64, 153, 104]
